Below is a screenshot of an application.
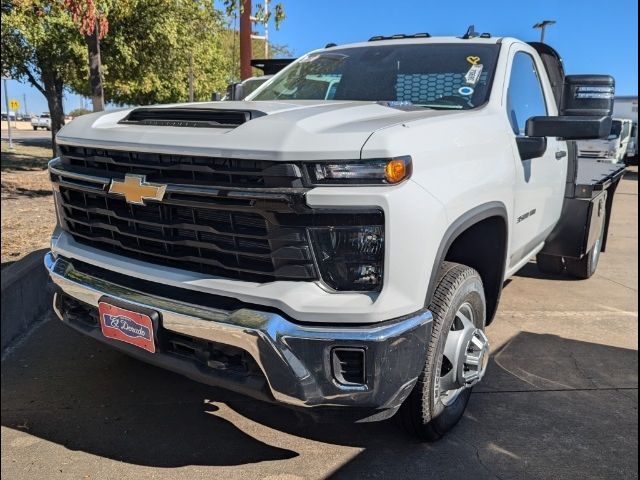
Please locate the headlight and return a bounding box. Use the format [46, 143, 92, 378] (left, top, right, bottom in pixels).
[309, 225, 384, 291]
[306, 156, 412, 185]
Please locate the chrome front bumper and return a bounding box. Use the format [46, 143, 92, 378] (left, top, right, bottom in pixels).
[45, 253, 432, 418]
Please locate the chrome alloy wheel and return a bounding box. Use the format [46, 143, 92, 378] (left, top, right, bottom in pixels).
[434, 302, 490, 406]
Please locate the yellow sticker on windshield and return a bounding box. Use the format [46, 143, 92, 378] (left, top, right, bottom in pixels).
[466, 56, 481, 65]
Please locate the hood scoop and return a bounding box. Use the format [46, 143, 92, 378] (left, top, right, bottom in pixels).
[119, 107, 266, 128]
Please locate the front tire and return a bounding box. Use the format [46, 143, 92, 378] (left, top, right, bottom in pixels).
[401, 262, 489, 441]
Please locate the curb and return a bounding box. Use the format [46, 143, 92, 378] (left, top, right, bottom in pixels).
[1, 248, 52, 351]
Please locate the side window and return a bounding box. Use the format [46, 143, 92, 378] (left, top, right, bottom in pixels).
[506, 52, 548, 136]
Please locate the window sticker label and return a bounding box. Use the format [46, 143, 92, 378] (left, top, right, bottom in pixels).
[465, 64, 484, 86]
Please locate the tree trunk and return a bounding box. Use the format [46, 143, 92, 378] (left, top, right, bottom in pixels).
[86, 20, 105, 112]
[42, 69, 66, 156]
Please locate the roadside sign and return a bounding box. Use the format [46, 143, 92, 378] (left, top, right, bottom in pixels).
[9, 99, 20, 110]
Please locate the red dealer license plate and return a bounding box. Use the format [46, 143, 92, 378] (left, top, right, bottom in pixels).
[99, 302, 156, 353]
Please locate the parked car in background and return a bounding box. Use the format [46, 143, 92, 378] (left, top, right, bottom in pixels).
[613, 95, 638, 159]
[1, 111, 17, 121]
[578, 118, 633, 163]
[31, 112, 52, 131]
[627, 122, 638, 159]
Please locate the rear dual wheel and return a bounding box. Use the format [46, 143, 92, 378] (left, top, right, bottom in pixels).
[536, 205, 607, 280]
[401, 262, 489, 441]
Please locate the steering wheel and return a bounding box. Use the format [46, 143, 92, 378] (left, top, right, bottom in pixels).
[433, 95, 472, 108]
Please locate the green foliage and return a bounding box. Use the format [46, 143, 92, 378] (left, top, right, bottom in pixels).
[223, 0, 286, 29]
[67, 0, 234, 104]
[217, 28, 292, 83]
[2, 0, 290, 108]
[1, 1, 87, 95]
[68, 107, 92, 117]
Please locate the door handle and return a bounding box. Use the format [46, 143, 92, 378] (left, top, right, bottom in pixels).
[556, 150, 567, 159]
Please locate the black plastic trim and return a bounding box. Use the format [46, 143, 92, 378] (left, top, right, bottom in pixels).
[425, 202, 509, 325]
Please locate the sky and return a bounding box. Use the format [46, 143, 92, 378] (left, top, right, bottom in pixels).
[2, 0, 637, 114]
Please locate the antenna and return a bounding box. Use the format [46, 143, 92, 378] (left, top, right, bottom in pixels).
[462, 25, 479, 39]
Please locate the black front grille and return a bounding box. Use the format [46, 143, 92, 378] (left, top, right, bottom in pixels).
[56, 186, 317, 282]
[53, 147, 384, 285]
[59, 145, 304, 188]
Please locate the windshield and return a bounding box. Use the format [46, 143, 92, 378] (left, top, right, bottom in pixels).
[251, 44, 500, 109]
[610, 120, 622, 137]
[242, 78, 269, 98]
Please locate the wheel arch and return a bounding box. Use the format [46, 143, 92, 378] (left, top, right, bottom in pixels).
[426, 202, 509, 326]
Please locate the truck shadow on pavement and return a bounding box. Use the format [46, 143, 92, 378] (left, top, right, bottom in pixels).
[1, 314, 637, 478]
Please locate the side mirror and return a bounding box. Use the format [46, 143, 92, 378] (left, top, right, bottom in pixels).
[226, 82, 244, 101]
[526, 74, 615, 140]
[526, 115, 613, 140]
[516, 136, 547, 161]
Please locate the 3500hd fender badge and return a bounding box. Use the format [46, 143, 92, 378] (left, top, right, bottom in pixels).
[517, 209, 537, 224]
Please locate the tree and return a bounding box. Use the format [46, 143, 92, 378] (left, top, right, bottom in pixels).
[63, 0, 110, 112]
[222, 0, 286, 79]
[1, 0, 87, 153]
[66, 0, 235, 105]
[68, 107, 91, 117]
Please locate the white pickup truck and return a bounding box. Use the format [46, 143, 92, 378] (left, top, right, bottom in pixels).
[578, 117, 634, 163]
[45, 30, 625, 440]
[31, 112, 51, 130]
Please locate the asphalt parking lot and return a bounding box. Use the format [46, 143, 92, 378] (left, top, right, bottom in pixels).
[2, 168, 637, 480]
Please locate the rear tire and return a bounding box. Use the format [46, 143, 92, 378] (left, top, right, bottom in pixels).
[566, 209, 606, 279]
[536, 253, 565, 275]
[32, 126, 37, 131]
[401, 262, 488, 441]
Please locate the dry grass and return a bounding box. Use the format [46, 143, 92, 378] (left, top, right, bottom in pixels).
[1, 140, 56, 266]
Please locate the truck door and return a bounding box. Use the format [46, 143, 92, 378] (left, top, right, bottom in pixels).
[506, 48, 567, 268]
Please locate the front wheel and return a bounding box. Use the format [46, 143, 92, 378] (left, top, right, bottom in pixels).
[401, 262, 489, 441]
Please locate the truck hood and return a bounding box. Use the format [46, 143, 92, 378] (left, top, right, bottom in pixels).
[57, 100, 457, 161]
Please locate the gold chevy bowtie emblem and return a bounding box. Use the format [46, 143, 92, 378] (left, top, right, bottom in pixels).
[108, 174, 167, 205]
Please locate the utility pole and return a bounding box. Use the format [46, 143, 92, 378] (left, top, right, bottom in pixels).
[22, 93, 28, 118]
[2, 77, 14, 150]
[239, 0, 252, 80]
[533, 20, 557, 43]
[250, 0, 270, 58]
[263, 0, 270, 58]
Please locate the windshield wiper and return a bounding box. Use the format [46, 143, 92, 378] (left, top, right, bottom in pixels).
[414, 104, 465, 110]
